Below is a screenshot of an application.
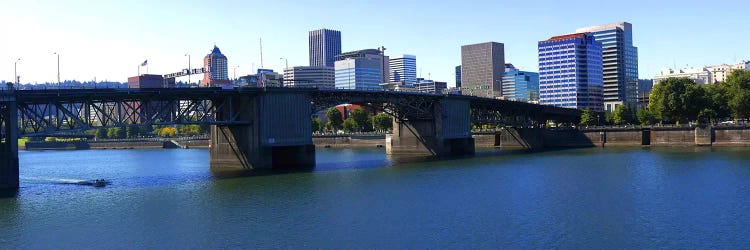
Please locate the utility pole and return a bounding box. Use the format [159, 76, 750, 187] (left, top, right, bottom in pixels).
[279, 57, 288, 69]
[185, 54, 191, 85]
[259, 38, 264, 68]
[53, 52, 60, 88]
[14, 58, 21, 84]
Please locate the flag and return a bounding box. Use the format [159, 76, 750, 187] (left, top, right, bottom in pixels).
[140, 60, 148, 66]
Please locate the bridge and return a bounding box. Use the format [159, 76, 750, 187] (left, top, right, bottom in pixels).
[0, 87, 579, 190]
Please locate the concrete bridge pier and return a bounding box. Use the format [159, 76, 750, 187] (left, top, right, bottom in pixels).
[1, 100, 19, 190]
[210, 92, 315, 172]
[386, 99, 475, 156]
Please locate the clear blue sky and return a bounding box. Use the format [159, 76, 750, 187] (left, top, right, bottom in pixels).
[2, 0, 749, 87]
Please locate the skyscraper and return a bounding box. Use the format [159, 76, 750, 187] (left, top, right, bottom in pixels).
[460, 42, 505, 98]
[538, 33, 603, 111]
[202, 45, 230, 86]
[283, 66, 335, 89]
[455, 65, 462, 88]
[389, 55, 417, 86]
[502, 64, 539, 102]
[334, 49, 386, 90]
[309, 29, 342, 67]
[576, 22, 638, 111]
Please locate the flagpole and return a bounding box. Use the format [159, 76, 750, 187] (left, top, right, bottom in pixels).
[137, 64, 140, 76]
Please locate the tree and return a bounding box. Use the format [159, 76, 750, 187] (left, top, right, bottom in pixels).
[636, 108, 656, 125]
[703, 83, 730, 123]
[107, 128, 118, 139]
[647, 77, 706, 124]
[311, 117, 322, 133]
[116, 126, 127, 139]
[342, 118, 357, 132]
[372, 113, 393, 132]
[579, 108, 597, 126]
[158, 127, 177, 138]
[349, 108, 372, 132]
[326, 107, 344, 132]
[95, 128, 108, 139]
[724, 70, 750, 120]
[126, 126, 139, 138]
[612, 105, 635, 125]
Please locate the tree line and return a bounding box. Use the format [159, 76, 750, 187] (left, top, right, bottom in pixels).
[91, 124, 209, 139]
[581, 70, 750, 126]
[313, 107, 393, 133]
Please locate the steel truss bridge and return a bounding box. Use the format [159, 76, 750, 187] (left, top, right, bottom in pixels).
[1, 87, 579, 137]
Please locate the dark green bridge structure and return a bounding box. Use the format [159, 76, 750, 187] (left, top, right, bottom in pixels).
[0, 88, 579, 190]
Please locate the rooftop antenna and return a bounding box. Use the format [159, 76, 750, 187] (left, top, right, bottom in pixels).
[259, 37, 264, 68]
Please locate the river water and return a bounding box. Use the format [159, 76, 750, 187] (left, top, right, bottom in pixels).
[2, 147, 750, 248]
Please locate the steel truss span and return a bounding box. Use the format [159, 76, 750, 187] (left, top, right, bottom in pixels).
[5, 88, 579, 136]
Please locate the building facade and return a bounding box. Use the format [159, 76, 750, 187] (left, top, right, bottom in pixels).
[202, 45, 230, 86]
[576, 22, 638, 111]
[414, 78, 447, 94]
[283, 66, 335, 89]
[709, 60, 749, 83]
[653, 67, 713, 85]
[502, 64, 539, 102]
[455, 65, 462, 88]
[309, 29, 342, 67]
[334, 49, 388, 90]
[389, 55, 417, 86]
[460, 42, 505, 98]
[538, 33, 603, 111]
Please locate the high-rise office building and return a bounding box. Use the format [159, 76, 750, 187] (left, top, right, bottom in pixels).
[538, 33, 603, 111]
[502, 64, 540, 102]
[202, 45, 230, 86]
[309, 29, 342, 67]
[283, 66, 335, 89]
[576, 22, 638, 111]
[334, 49, 387, 90]
[389, 55, 417, 86]
[414, 78, 447, 94]
[460, 42, 505, 98]
[455, 65, 462, 88]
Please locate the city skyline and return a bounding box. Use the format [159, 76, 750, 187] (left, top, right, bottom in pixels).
[3, 0, 750, 87]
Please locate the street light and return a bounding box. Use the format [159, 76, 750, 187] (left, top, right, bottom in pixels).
[279, 57, 288, 70]
[184, 54, 191, 85]
[13, 58, 20, 84]
[53, 52, 60, 88]
[233, 65, 240, 81]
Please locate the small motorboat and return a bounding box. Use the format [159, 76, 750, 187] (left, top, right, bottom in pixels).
[91, 179, 108, 187]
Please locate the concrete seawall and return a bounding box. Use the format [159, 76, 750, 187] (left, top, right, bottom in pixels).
[484, 126, 750, 149]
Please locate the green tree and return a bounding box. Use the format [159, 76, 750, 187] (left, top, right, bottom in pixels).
[325, 107, 344, 132]
[372, 113, 393, 132]
[647, 77, 707, 124]
[126, 126, 139, 138]
[703, 83, 730, 123]
[342, 118, 357, 132]
[95, 128, 108, 139]
[116, 126, 127, 139]
[723, 70, 750, 120]
[579, 108, 597, 126]
[107, 128, 118, 139]
[612, 105, 635, 125]
[311, 117, 322, 133]
[636, 108, 657, 125]
[349, 108, 372, 132]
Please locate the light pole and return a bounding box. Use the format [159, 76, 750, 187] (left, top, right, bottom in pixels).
[53, 52, 60, 88]
[233, 65, 239, 81]
[14, 58, 20, 84]
[279, 57, 288, 70]
[185, 54, 191, 85]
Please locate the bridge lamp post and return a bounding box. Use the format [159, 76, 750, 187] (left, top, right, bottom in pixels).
[185, 54, 191, 86]
[13, 58, 20, 85]
[53, 52, 60, 88]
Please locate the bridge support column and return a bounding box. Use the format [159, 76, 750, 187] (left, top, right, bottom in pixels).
[210, 92, 315, 172]
[1, 100, 19, 190]
[386, 98, 474, 156]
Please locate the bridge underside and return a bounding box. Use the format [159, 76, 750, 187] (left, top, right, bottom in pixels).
[1, 100, 19, 190]
[209, 92, 315, 172]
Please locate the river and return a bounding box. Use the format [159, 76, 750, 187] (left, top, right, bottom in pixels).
[2, 147, 750, 248]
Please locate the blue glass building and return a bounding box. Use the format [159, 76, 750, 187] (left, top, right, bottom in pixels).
[502, 64, 539, 102]
[538, 33, 603, 111]
[576, 22, 638, 111]
[334, 49, 385, 90]
[309, 29, 342, 67]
